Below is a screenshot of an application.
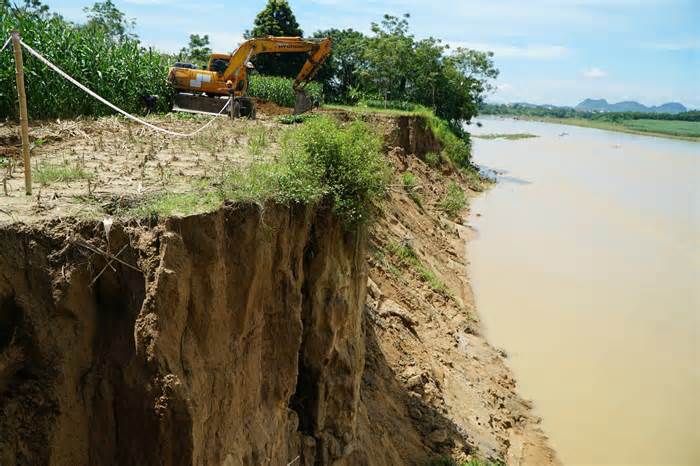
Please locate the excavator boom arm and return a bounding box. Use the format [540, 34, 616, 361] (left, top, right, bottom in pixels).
[221, 37, 332, 91]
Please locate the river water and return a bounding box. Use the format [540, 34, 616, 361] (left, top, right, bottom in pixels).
[467, 117, 699, 466]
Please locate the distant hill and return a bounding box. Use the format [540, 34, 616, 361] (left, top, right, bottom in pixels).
[511, 102, 573, 110]
[575, 98, 687, 114]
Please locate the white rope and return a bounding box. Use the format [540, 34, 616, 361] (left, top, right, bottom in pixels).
[0, 36, 11, 54]
[19, 39, 229, 137]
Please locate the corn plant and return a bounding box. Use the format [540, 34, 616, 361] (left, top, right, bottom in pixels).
[248, 75, 322, 108]
[1, 7, 173, 119]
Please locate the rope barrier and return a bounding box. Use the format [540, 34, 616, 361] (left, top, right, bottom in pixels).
[0, 36, 11, 53]
[15, 38, 230, 137]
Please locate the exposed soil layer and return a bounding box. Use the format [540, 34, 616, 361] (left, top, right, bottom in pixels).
[0, 204, 367, 466]
[0, 111, 559, 465]
[359, 145, 560, 465]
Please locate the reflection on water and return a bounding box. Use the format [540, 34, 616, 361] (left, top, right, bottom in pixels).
[467, 117, 700, 466]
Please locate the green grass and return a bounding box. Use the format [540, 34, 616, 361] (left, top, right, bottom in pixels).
[473, 133, 538, 140]
[247, 127, 269, 157]
[620, 119, 700, 138]
[387, 240, 449, 296]
[35, 163, 95, 185]
[325, 103, 418, 116]
[401, 171, 423, 207]
[130, 116, 390, 227]
[438, 181, 467, 218]
[424, 152, 442, 167]
[516, 116, 700, 141]
[278, 114, 317, 125]
[128, 191, 221, 218]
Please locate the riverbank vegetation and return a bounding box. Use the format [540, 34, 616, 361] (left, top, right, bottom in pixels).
[473, 133, 538, 140]
[481, 103, 700, 140]
[131, 116, 390, 227]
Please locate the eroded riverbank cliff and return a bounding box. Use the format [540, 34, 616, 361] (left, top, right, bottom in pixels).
[0, 113, 559, 465]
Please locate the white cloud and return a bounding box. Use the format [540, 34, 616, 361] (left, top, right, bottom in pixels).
[582, 67, 607, 78]
[198, 32, 246, 54]
[449, 42, 569, 60]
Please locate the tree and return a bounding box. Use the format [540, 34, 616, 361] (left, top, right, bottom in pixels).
[313, 28, 366, 102]
[408, 37, 448, 109]
[441, 47, 499, 121]
[362, 14, 414, 102]
[83, 0, 135, 42]
[3, 0, 50, 17]
[246, 0, 302, 38]
[179, 34, 212, 67]
[447, 48, 499, 97]
[244, 0, 305, 77]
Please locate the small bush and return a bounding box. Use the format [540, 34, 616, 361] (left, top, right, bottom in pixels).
[424, 152, 441, 167]
[387, 241, 449, 295]
[439, 181, 467, 218]
[463, 168, 486, 192]
[248, 75, 323, 108]
[426, 116, 472, 169]
[131, 116, 389, 227]
[284, 116, 390, 225]
[278, 114, 316, 125]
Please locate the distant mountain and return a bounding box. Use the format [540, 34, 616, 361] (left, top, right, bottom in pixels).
[575, 98, 687, 114]
[652, 102, 688, 113]
[511, 102, 573, 110]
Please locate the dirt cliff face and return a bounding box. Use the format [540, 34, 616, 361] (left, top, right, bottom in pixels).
[0, 113, 559, 466]
[0, 204, 367, 466]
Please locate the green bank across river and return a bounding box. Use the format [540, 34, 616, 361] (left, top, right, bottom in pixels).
[502, 116, 700, 142]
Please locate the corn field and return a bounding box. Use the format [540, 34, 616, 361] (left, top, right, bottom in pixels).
[1, 9, 173, 120]
[248, 75, 322, 108]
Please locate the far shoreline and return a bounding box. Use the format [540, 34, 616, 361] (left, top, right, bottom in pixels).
[480, 114, 700, 143]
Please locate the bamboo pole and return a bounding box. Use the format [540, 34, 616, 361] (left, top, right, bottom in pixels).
[11, 31, 31, 195]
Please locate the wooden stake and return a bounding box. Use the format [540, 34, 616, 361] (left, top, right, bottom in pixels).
[11, 31, 31, 195]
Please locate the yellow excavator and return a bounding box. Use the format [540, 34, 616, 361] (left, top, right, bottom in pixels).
[167, 36, 332, 118]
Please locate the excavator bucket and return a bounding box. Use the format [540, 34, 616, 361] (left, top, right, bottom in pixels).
[293, 89, 314, 115]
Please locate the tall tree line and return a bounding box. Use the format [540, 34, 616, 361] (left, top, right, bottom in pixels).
[246, 1, 498, 124]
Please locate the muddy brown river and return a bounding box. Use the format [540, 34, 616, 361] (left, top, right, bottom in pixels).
[467, 117, 699, 466]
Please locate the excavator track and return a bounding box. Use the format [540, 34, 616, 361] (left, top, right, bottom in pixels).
[172, 94, 257, 118]
[172, 94, 230, 115]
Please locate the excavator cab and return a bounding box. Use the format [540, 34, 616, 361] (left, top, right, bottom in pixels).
[209, 58, 229, 74]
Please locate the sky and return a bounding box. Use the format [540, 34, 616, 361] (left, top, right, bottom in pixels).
[44, 0, 700, 108]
